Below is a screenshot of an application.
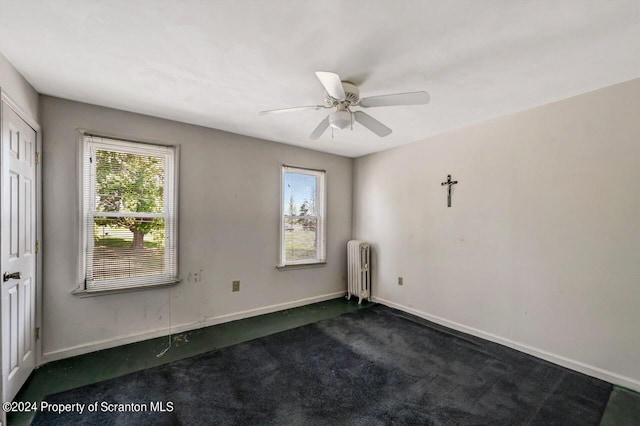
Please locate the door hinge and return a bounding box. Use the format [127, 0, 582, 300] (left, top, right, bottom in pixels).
[35, 152, 40, 165]
[35, 240, 40, 253]
[35, 327, 40, 340]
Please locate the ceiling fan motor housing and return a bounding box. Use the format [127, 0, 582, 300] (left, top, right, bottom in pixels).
[325, 81, 360, 105]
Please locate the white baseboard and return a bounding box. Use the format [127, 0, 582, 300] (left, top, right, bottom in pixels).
[372, 296, 640, 393]
[42, 291, 346, 363]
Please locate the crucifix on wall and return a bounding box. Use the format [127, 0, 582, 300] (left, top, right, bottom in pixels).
[440, 174, 458, 208]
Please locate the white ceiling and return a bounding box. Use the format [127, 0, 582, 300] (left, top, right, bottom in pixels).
[1, 1, 639, 157]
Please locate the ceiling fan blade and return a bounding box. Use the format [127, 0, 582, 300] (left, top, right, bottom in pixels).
[259, 105, 329, 115]
[309, 116, 330, 140]
[354, 111, 392, 137]
[359, 91, 430, 108]
[315, 71, 346, 101]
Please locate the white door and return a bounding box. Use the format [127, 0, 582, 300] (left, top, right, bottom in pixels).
[1, 102, 37, 402]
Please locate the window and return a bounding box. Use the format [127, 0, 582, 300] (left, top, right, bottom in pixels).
[280, 166, 326, 266]
[81, 135, 178, 292]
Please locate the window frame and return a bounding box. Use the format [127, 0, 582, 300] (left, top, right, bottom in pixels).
[279, 165, 326, 268]
[76, 132, 180, 295]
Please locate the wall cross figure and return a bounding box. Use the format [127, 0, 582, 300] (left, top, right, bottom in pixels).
[440, 174, 458, 208]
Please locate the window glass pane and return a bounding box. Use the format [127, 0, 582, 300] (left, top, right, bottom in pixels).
[283, 172, 317, 216]
[92, 217, 166, 281]
[94, 149, 165, 214]
[84, 136, 176, 290]
[283, 216, 317, 262]
[283, 171, 318, 263]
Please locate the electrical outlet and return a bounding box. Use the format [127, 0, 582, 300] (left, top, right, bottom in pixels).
[232, 280, 240, 292]
[398, 277, 403, 286]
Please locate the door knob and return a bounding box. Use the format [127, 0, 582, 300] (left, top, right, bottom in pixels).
[3, 272, 21, 282]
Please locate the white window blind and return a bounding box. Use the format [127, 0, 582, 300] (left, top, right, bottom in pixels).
[280, 166, 326, 266]
[82, 135, 178, 291]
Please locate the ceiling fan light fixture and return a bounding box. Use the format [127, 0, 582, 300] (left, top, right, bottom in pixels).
[328, 110, 351, 130]
[261, 71, 430, 139]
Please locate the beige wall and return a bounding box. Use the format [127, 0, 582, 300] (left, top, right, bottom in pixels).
[0, 52, 38, 121]
[40, 96, 352, 360]
[353, 78, 640, 391]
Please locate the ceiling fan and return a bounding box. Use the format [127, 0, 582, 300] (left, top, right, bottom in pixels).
[260, 71, 430, 139]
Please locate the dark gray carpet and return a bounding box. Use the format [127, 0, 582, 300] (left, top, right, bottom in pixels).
[32, 305, 611, 425]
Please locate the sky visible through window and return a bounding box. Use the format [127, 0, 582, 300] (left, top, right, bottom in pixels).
[284, 172, 317, 215]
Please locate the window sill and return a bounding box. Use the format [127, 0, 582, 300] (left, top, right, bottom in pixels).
[276, 262, 326, 271]
[72, 279, 181, 298]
